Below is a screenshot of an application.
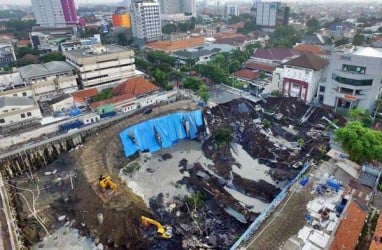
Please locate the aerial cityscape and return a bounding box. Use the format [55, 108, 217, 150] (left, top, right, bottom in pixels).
[0, 0, 382, 249]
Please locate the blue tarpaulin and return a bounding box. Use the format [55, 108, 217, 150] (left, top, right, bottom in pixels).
[69, 108, 81, 116]
[120, 110, 203, 157]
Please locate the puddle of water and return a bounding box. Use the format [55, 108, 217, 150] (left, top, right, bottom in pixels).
[120, 140, 213, 207]
[31, 226, 97, 250]
[230, 143, 275, 185]
[224, 186, 269, 213]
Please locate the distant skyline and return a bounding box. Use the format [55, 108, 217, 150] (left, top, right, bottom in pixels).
[2, 0, 382, 7]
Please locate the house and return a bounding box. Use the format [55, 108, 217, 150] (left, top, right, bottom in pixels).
[273, 53, 329, 103]
[233, 69, 262, 96]
[330, 201, 367, 250]
[294, 44, 322, 55]
[47, 94, 74, 112]
[0, 96, 42, 126]
[369, 213, 382, 250]
[245, 61, 276, 73]
[71, 88, 98, 108]
[145, 37, 205, 53]
[79, 113, 100, 125]
[251, 48, 300, 65]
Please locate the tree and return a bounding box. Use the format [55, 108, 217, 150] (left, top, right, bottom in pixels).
[162, 23, 177, 34]
[197, 84, 210, 103]
[183, 77, 203, 91]
[15, 46, 39, 59]
[214, 128, 233, 148]
[237, 21, 259, 35]
[306, 17, 320, 34]
[116, 32, 129, 46]
[352, 34, 365, 46]
[39, 52, 66, 62]
[347, 108, 373, 127]
[93, 88, 113, 102]
[269, 26, 301, 48]
[153, 68, 167, 88]
[335, 121, 382, 163]
[229, 60, 241, 73]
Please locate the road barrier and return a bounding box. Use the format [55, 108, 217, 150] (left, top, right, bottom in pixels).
[230, 162, 310, 250]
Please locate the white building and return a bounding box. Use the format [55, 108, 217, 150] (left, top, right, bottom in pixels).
[159, 0, 196, 15]
[131, 1, 162, 47]
[18, 61, 78, 100]
[251, 2, 289, 28]
[272, 53, 329, 104]
[64, 44, 137, 88]
[0, 96, 43, 126]
[47, 93, 74, 112]
[225, 5, 239, 17]
[31, 0, 78, 28]
[319, 46, 382, 111]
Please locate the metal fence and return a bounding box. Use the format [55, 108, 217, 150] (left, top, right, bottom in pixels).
[230, 162, 310, 250]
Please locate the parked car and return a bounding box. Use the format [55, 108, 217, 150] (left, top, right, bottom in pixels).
[142, 107, 153, 115]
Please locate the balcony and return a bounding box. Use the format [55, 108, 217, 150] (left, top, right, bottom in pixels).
[333, 70, 374, 81]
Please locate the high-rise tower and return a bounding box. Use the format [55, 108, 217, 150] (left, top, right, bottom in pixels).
[31, 0, 78, 27]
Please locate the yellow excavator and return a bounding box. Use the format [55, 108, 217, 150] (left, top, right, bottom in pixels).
[98, 175, 118, 191]
[140, 216, 173, 239]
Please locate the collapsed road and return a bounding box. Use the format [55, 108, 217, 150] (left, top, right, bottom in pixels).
[7, 96, 346, 249]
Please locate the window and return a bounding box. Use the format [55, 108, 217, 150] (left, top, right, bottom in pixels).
[0, 119, 4, 123]
[20, 113, 26, 118]
[342, 64, 366, 74]
[332, 73, 373, 86]
[27, 112, 32, 117]
[22, 92, 27, 96]
[319, 86, 325, 92]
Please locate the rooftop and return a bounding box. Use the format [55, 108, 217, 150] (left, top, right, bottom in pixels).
[369, 213, 382, 250]
[284, 53, 329, 71]
[113, 77, 159, 97]
[0, 72, 24, 88]
[233, 69, 259, 80]
[0, 96, 35, 108]
[47, 93, 72, 105]
[90, 93, 134, 110]
[294, 44, 322, 54]
[71, 88, 99, 104]
[330, 201, 367, 250]
[352, 47, 382, 58]
[146, 37, 205, 53]
[18, 61, 74, 80]
[64, 44, 129, 59]
[253, 48, 300, 62]
[245, 61, 276, 72]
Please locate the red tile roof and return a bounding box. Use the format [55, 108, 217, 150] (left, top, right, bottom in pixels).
[330, 201, 367, 250]
[245, 61, 276, 72]
[146, 37, 205, 52]
[90, 93, 134, 109]
[285, 53, 329, 71]
[113, 77, 159, 97]
[71, 88, 98, 104]
[370, 213, 382, 250]
[293, 44, 322, 54]
[253, 48, 300, 61]
[233, 69, 259, 80]
[17, 40, 31, 46]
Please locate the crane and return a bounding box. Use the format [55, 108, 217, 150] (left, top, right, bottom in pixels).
[140, 216, 173, 239]
[98, 175, 118, 191]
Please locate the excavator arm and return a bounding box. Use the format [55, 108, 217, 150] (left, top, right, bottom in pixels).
[141, 216, 173, 239]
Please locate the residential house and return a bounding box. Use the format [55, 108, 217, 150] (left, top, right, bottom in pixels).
[251, 48, 300, 66]
[232, 69, 261, 95]
[330, 201, 367, 250]
[79, 113, 101, 125]
[273, 53, 329, 103]
[18, 61, 78, 100]
[0, 42, 16, 67]
[47, 94, 74, 112]
[71, 88, 99, 108]
[0, 96, 42, 126]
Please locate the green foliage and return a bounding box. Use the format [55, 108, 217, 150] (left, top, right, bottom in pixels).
[297, 138, 305, 147]
[4, 19, 36, 39]
[306, 17, 320, 34]
[352, 34, 365, 46]
[263, 118, 271, 129]
[227, 13, 250, 25]
[15, 46, 39, 59]
[177, 21, 195, 32]
[135, 58, 150, 71]
[269, 26, 301, 48]
[197, 84, 210, 103]
[335, 121, 382, 163]
[183, 77, 204, 91]
[347, 108, 373, 127]
[237, 21, 259, 35]
[197, 63, 229, 84]
[39, 52, 65, 63]
[147, 51, 176, 67]
[271, 90, 282, 97]
[162, 23, 177, 34]
[93, 88, 113, 102]
[152, 68, 167, 88]
[335, 37, 350, 47]
[0, 10, 27, 19]
[185, 191, 204, 210]
[214, 128, 233, 147]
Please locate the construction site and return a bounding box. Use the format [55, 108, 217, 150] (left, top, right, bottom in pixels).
[4, 96, 347, 249]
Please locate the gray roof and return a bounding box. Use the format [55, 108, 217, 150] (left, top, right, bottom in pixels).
[18, 61, 74, 80]
[174, 48, 220, 58]
[0, 96, 35, 108]
[64, 44, 128, 59]
[47, 93, 72, 105]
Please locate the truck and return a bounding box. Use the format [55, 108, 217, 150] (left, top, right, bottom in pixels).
[58, 120, 83, 132]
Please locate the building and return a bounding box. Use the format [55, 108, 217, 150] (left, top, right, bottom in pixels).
[31, 0, 78, 28]
[0, 43, 16, 67]
[112, 7, 131, 28]
[146, 36, 205, 53]
[71, 88, 98, 108]
[0, 96, 43, 126]
[319, 46, 382, 111]
[225, 5, 239, 17]
[272, 53, 329, 104]
[251, 48, 300, 66]
[369, 213, 382, 250]
[158, 0, 195, 15]
[47, 93, 73, 112]
[60, 34, 101, 52]
[250, 2, 289, 28]
[64, 44, 136, 88]
[330, 201, 367, 250]
[18, 61, 78, 100]
[131, 0, 162, 47]
[29, 32, 59, 52]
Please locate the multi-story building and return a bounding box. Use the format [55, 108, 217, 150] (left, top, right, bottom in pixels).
[250, 2, 289, 28]
[112, 7, 131, 28]
[18, 61, 78, 100]
[64, 44, 136, 88]
[158, 0, 195, 15]
[131, 0, 162, 47]
[31, 0, 78, 28]
[60, 34, 101, 52]
[0, 43, 16, 67]
[272, 53, 329, 104]
[319, 46, 382, 111]
[225, 5, 239, 17]
[0, 96, 43, 127]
